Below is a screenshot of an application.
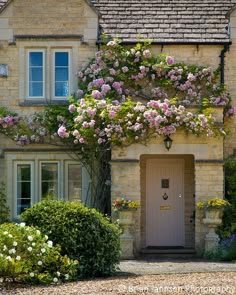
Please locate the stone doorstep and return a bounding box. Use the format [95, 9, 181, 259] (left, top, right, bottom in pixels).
[140, 247, 196, 254]
[138, 247, 197, 259]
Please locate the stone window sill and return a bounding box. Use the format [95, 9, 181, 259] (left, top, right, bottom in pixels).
[19, 100, 69, 106]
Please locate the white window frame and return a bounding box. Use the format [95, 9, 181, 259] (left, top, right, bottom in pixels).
[39, 161, 60, 201]
[14, 161, 35, 217]
[65, 161, 82, 202]
[65, 161, 91, 204]
[52, 49, 71, 100]
[27, 49, 46, 99]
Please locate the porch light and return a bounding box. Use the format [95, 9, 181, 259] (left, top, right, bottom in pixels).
[164, 135, 173, 151]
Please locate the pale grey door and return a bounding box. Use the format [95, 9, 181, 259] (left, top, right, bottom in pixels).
[146, 159, 185, 247]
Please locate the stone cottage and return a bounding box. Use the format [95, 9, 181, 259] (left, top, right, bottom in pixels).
[1, 0, 236, 257]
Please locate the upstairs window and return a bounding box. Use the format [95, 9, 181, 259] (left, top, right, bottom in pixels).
[54, 51, 69, 98]
[28, 51, 45, 98]
[26, 49, 71, 100]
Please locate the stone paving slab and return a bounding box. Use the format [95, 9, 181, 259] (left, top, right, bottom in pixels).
[118, 258, 236, 276]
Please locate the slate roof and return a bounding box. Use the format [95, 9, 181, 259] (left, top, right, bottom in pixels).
[1, 0, 236, 44]
[0, 0, 8, 10]
[92, 0, 236, 44]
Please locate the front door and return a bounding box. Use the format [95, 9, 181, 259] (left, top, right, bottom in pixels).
[146, 158, 185, 247]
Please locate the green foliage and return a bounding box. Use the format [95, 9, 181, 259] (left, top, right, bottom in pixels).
[0, 183, 10, 224]
[204, 241, 236, 262]
[217, 157, 236, 238]
[21, 200, 121, 278]
[0, 223, 78, 284]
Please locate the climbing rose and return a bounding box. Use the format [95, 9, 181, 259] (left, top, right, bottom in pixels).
[166, 56, 174, 65]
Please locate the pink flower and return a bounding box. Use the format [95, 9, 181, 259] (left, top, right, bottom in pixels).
[143, 49, 151, 58]
[82, 122, 90, 128]
[166, 56, 175, 65]
[77, 89, 84, 98]
[72, 129, 79, 137]
[91, 90, 102, 99]
[93, 78, 105, 88]
[107, 40, 117, 47]
[187, 73, 196, 82]
[122, 66, 129, 73]
[68, 104, 76, 113]
[101, 84, 111, 94]
[57, 126, 69, 138]
[109, 68, 116, 76]
[108, 110, 116, 119]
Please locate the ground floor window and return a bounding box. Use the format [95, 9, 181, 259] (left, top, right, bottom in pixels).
[16, 163, 33, 215]
[9, 155, 89, 218]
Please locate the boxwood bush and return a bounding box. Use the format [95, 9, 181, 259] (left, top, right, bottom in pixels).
[21, 200, 121, 278]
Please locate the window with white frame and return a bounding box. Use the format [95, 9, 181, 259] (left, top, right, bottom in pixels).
[26, 49, 71, 100]
[28, 51, 45, 98]
[66, 163, 82, 202]
[41, 162, 59, 200]
[15, 162, 34, 216]
[12, 158, 87, 217]
[53, 51, 70, 98]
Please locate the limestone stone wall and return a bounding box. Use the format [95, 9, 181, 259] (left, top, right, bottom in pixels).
[0, 0, 98, 42]
[151, 44, 223, 68]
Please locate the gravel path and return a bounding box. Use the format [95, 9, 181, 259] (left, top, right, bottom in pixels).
[120, 258, 236, 275]
[1, 260, 236, 295]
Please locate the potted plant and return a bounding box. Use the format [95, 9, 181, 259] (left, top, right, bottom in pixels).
[196, 198, 230, 220]
[112, 198, 140, 211]
[112, 198, 140, 222]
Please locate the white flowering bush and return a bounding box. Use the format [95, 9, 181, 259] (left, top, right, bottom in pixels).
[0, 223, 78, 284]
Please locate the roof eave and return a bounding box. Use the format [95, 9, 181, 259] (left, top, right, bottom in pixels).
[0, 0, 12, 14]
[97, 39, 232, 46]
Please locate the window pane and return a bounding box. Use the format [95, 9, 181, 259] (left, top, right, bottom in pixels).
[16, 165, 31, 215]
[41, 163, 58, 200]
[17, 165, 31, 181]
[29, 52, 43, 66]
[55, 52, 68, 66]
[29, 82, 43, 97]
[68, 164, 82, 201]
[29, 68, 43, 81]
[55, 68, 69, 81]
[54, 52, 69, 97]
[29, 51, 44, 97]
[55, 82, 69, 97]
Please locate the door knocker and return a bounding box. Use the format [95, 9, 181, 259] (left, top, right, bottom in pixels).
[162, 192, 168, 200]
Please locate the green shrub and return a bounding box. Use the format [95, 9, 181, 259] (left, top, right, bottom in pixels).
[0, 223, 78, 284]
[223, 241, 236, 261]
[0, 183, 10, 224]
[217, 157, 236, 239]
[21, 200, 121, 278]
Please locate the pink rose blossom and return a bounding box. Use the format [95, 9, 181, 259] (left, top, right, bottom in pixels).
[91, 90, 102, 99]
[166, 56, 175, 65]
